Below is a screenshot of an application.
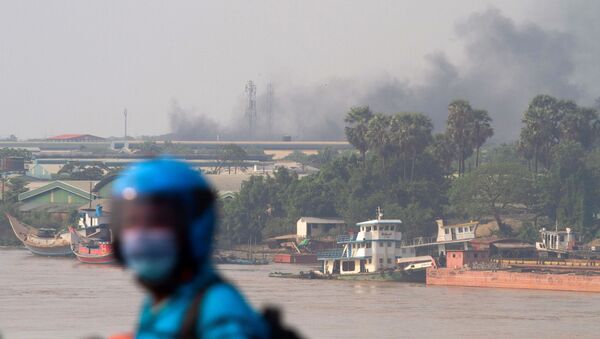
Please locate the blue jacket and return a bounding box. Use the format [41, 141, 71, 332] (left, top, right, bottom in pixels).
[135, 271, 270, 339]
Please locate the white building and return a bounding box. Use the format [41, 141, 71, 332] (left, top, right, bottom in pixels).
[296, 217, 346, 239]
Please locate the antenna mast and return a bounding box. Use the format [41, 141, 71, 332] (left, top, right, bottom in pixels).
[265, 83, 274, 138]
[245, 81, 257, 139]
[123, 108, 128, 140]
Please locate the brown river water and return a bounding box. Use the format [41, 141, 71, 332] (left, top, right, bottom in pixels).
[2, 248, 600, 338]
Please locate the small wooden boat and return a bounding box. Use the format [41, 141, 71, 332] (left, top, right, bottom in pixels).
[69, 226, 115, 264]
[6, 214, 73, 256]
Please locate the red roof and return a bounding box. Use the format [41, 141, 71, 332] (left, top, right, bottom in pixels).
[47, 134, 104, 141]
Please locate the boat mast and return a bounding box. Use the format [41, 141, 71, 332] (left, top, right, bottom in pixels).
[377, 206, 383, 221]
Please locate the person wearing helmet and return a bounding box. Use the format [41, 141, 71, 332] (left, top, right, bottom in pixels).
[111, 158, 269, 339]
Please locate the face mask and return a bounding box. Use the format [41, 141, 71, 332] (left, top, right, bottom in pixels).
[121, 228, 179, 283]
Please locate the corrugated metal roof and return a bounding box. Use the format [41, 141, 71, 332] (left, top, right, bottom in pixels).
[47, 134, 104, 140]
[299, 217, 345, 224]
[19, 181, 94, 201]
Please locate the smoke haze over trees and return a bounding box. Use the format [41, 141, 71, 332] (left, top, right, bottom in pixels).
[169, 7, 595, 142]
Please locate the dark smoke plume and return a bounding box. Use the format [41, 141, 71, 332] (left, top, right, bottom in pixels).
[171, 7, 592, 142]
[168, 100, 222, 140]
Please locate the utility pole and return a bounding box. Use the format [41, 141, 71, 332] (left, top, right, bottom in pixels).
[245, 81, 257, 139]
[123, 108, 128, 140]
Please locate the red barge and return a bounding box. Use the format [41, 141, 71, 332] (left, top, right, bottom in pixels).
[427, 267, 600, 293]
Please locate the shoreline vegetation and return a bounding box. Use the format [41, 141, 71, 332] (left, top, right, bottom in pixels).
[2, 94, 600, 248]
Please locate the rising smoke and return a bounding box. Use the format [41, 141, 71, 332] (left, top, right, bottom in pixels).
[170, 7, 596, 142]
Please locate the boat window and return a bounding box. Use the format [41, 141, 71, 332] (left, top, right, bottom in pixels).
[379, 258, 383, 264]
[445, 228, 450, 234]
[368, 259, 372, 264]
[387, 241, 392, 247]
[387, 258, 392, 264]
[470, 226, 474, 232]
[366, 227, 371, 232]
[373, 226, 378, 231]
[380, 242, 384, 247]
[342, 261, 356, 272]
[367, 242, 372, 248]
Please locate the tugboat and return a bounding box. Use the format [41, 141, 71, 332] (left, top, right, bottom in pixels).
[316, 208, 435, 282]
[69, 203, 115, 264]
[6, 213, 73, 256]
[270, 208, 436, 282]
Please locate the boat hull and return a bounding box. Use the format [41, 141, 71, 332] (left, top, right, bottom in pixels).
[24, 243, 73, 256]
[269, 269, 426, 282]
[427, 268, 600, 293]
[74, 252, 115, 264]
[336, 270, 425, 282]
[6, 213, 73, 257]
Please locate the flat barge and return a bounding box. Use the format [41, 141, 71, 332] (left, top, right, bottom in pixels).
[427, 268, 600, 293]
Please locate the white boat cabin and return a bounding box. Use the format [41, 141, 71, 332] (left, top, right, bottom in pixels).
[536, 227, 576, 253]
[436, 219, 478, 242]
[319, 212, 406, 275]
[78, 205, 110, 229]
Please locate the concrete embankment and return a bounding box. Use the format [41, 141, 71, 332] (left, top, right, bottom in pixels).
[427, 268, 600, 293]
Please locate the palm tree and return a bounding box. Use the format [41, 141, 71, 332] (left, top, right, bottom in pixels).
[391, 113, 433, 180]
[447, 100, 474, 175]
[518, 95, 561, 172]
[471, 109, 493, 168]
[366, 114, 392, 166]
[344, 106, 374, 163]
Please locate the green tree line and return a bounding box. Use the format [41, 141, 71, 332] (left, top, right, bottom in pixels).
[220, 94, 600, 245]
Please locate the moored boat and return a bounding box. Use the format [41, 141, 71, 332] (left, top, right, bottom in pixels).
[69, 226, 115, 264]
[6, 213, 72, 256]
[68, 203, 115, 264]
[315, 208, 436, 282]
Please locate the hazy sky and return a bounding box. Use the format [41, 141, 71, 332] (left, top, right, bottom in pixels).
[0, 1, 597, 140]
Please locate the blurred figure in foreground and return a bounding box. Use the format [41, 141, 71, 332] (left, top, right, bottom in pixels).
[110, 158, 271, 338]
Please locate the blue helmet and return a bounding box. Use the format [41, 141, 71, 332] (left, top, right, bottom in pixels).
[112, 158, 216, 263]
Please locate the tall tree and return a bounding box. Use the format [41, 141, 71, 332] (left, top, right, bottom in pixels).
[471, 109, 494, 168]
[365, 114, 392, 166]
[344, 106, 374, 163]
[558, 102, 598, 150]
[428, 133, 456, 175]
[518, 94, 561, 172]
[390, 113, 433, 181]
[447, 100, 474, 175]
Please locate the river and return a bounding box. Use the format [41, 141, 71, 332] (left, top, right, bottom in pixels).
[2, 248, 600, 338]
